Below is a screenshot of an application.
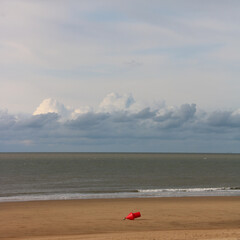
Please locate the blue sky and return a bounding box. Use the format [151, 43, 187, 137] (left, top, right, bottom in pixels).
[1, 0, 240, 152]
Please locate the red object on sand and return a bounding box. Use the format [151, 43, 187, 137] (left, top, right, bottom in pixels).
[124, 212, 141, 220]
[133, 212, 141, 218]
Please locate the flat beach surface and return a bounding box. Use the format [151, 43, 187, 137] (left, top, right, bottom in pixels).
[0, 196, 240, 240]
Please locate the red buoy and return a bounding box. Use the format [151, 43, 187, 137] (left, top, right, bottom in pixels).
[133, 211, 141, 218]
[124, 212, 141, 220]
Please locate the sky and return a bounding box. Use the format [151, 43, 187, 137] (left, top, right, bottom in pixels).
[1, 0, 240, 152]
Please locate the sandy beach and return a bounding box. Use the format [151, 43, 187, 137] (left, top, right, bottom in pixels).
[0, 196, 240, 240]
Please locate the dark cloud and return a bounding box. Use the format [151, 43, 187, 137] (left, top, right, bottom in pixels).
[0, 110, 17, 129]
[17, 113, 59, 129]
[154, 103, 197, 129]
[134, 107, 157, 119]
[0, 103, 240, 152]
[207, 111, 240, 128]
[67, 112, 110, 129]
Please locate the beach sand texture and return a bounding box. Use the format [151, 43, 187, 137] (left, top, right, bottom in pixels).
[0, 197, 240, 240]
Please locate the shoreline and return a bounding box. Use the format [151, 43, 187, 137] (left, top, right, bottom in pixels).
[1, 187, 240, 203]
[1, 196, 240, 239]
[1, 194, 240, 203]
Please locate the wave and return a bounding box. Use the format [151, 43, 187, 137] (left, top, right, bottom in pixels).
[229, 187, 240, 190]
[0, 187, 240, 203]
[137, 187, 240, 193]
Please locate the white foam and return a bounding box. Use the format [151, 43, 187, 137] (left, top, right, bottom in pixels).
[138, 187, 230, 193]
[1, 187, 240, 203]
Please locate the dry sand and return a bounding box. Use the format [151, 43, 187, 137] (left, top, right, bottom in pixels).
[0, 196, 240, 240]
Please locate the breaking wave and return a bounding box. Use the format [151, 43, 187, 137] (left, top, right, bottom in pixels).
[1, 187, 240, 203]
[137, 187, 240, 193]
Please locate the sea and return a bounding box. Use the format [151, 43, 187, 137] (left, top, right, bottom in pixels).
[0, 153, 240, 202]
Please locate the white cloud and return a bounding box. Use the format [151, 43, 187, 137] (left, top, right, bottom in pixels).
[33, 98, 71, 118]
[33, 98, 90, 120]
[98, 92, 135, 113]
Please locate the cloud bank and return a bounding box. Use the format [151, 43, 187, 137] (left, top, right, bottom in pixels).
[1, 93, 240, 152]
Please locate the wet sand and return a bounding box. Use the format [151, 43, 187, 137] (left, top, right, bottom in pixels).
[0, 196, 240, 240]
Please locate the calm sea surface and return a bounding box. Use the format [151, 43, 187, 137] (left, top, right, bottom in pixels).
[0, 153, 240, 202]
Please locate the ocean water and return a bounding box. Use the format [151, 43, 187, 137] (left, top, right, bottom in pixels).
[0, 153, 240, 202]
